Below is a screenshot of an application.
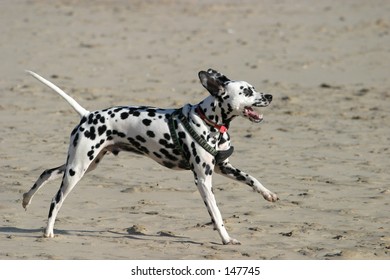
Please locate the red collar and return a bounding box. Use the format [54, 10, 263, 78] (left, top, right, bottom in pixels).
[196, 106, 228, 133]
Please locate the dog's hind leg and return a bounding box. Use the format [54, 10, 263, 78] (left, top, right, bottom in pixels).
[23, 165, 66, 210]
[23, 149, 107, 211]
[44, 161, 88, 237]
[44, 143, 108, 238]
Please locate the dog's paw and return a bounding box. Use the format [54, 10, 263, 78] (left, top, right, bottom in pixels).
[43, 232, 55, 238]
[262, 191, 279, 202]
[223, 238, 241, 245]
[22, 193, 31, 210]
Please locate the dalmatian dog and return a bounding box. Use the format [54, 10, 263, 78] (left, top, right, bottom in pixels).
[22, 69, 277, 245]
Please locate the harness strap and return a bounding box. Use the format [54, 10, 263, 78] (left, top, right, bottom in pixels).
[177, 111, 218, 157]
[168, 109, 234, 166]
[167, 110, 190, 169]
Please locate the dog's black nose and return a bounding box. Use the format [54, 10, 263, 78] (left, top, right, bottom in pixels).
[264, 94, 272, 102]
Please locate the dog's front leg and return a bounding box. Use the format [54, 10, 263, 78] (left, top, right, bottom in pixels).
[192, 167, 241, 245]
[215, 161, 278, 202]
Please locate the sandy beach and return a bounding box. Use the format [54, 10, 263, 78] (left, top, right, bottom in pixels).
[0, 0, 389, 259]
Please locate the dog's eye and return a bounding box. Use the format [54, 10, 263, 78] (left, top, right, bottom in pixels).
[243, 87, 254, 97]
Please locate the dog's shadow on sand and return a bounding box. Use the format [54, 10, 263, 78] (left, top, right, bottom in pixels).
[0, 226, 103, 238]
[108, 229, 205, 245]
[0, 226, 42, 235]
[0, 226, 206, 245]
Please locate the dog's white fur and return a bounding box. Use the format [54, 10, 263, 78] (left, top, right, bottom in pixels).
[23, 69, 277, 244]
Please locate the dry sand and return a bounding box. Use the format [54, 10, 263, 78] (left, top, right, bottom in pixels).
[0, 0, 389, 259]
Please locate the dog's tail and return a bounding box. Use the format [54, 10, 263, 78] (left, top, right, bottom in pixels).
[25, 70, 89, 117]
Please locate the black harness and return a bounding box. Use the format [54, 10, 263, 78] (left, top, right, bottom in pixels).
[167, 108, 234, 169]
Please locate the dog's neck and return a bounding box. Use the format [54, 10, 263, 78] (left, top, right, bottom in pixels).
[196, 95, 236, 132]
[196, 106, 228, 133]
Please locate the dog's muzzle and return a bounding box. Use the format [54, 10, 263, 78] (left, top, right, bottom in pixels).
[244, 94, 272, 123]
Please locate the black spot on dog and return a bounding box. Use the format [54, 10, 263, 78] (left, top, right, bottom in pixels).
[55, 189, 62, 203]
[220, 165, 246, 181]
[87, 114, 94, 125]
[153, 152, 162, 158]
[117, 132, 126, 138]
[127, 137, 143, 151]
[178, 131, 186, 139]
[139, 145, 149, 154]
[219, 137, 227, 145]
[136, 135, 146, 143]
[48, 202, 55, 218]
[69, 169, 75, 176]
[205, 164, 213, 176]
[96, 139, 105, 148]
[147, 109, 156, 117]
[80, 116, 87, 125]
[142, 119, 152, 126]
[84, 127, 96, 140]
[120, 112, 129, 120]
[73, 132, 79, 147]
[160, 148, 178, 161]
[147, 130, 155, 138]
[106, 130, 114, 140]
[71, 126, 78, 136]
[159, 139, 169, 147]
[182, 143, 190, 160]
[87, 150, 94, 160]
[98, 125, 107, 136]
[191, 142, 198, 157]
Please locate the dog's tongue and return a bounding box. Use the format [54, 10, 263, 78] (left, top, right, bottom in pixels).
[244, 107, 263, 122]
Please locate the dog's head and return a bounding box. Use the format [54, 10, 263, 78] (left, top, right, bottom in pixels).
[198, 69, 272, 123]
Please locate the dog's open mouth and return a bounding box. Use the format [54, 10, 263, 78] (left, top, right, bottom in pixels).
[243, 106, 263, 123]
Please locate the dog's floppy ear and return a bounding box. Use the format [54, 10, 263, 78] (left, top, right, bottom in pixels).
[207, 69, 231, 84]
[198, 70, 225, 96]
